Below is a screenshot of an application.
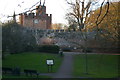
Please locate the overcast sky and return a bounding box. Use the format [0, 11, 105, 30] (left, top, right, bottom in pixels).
[0, 0, 119, 24]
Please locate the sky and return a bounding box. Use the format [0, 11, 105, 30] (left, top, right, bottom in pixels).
[0, 0, 69, 24]
[0, 0, 119, 24]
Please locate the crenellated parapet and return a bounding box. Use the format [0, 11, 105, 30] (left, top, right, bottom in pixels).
[19, 4, 52, 29]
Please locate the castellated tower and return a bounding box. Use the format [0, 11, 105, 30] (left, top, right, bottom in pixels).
[19, 4, 52, 29]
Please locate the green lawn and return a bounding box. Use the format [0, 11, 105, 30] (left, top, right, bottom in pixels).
[2, 52, 63, 78]
[73, 54, 119, 78]
[2, 75, 51, 78]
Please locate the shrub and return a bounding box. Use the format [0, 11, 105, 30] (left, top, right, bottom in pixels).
[82, 48, 93, 53]
[37, 45, 60, 54]
[62, 47, 72, 52]
[2, 22, 36, 54]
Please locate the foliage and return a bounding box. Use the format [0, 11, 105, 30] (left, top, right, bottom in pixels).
[66, 14, 78, 31]
[52, 23, 64, 30]
[65, 0, 110, 43]
[2, 21, 36, 54]
[87, 2, 119, 42]
[37, 45, 60, 54]
[65, 1, 119, 49]
[68, 23, 78, 31]
[65, 0, 109, 31]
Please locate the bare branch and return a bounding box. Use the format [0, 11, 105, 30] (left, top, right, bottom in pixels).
[95, 0, 105, 25]
[97, 1, 109, 25]
[66, 0, 75, 6]
[69, 12, 78, 19]
[85, 2, 92, 10]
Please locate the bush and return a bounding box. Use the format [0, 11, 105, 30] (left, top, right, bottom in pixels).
[37, 45, 60, 54]
[62, 47, 72, 52]
[2, 22, 36, 54]
[82, 48, 93, 53]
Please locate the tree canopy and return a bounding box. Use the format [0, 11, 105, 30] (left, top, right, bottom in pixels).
[2, 21, 36, 54]
[87, 2, 119, 42]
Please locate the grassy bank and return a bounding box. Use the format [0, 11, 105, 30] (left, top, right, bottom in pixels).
[2, 52, 63, 78]
[2, 75, 51, 78]
[73, 54, 119, 78]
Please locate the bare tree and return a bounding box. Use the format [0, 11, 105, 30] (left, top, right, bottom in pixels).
[95, 0, 109, 40]
[66, 0, 110, 74]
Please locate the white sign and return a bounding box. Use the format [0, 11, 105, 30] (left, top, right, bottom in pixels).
[46, 60, 54, 65]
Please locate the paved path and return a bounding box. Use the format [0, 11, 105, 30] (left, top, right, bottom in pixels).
[53, 52, 74, 78]
[38, 52, 119, 78]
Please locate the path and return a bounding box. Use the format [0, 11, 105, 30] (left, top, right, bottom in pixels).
[53, 52, 74, 78]
[38, 52, 119, 78]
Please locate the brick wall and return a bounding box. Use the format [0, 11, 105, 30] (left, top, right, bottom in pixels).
[19, 5, 52, 29]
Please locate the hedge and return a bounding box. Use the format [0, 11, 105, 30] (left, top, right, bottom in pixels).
[37, 45, 60, 54]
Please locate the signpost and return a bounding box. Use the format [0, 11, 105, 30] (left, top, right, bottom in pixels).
[46, 59, 54, 72]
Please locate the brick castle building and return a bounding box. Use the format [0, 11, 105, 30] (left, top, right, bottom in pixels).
[19, 3, 52, 29]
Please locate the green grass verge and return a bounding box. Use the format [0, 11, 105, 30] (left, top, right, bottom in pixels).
[73, 54, 119, 78]
[2, 52, 63, 78]
[2, 74, 51, 78]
